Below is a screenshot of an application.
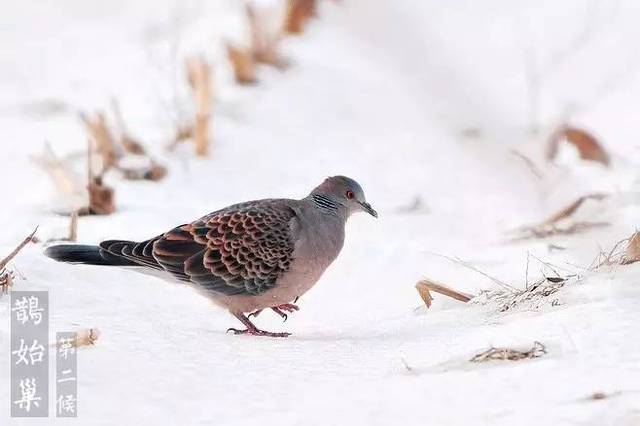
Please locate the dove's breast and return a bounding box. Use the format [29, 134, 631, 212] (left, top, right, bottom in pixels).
[281, 210, 346, 297]
[210, 206, 346, 314]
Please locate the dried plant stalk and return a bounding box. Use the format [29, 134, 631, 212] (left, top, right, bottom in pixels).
[470, 341, 546, 362]
[226, 43, 257, 84]
[87, 178, 115, 215]
[512, 193, 608, 241]
[283, 0, 316, 34]
[546, 125, 610, 166]
[80, 112, 119, 174]
[247, 5, 286, 68]
[416, 279, 473, 308]
[0, 228, 38, 271]
[186, 57, 212, 157]
[0, 227, 38, 296]
[541, 193, 607, 226]
[85, 139, 115, 215]
[68, 211, 78, 242]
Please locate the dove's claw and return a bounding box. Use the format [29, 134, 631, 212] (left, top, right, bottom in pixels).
[247, 309, 262, 319]
[271, 308, 288, 322]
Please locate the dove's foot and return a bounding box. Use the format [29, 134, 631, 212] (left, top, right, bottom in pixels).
[275, 303, 299, 313]
[248, 303, 300, 321]
[228, 313, 291, 338]
[271, 303, 299, 322]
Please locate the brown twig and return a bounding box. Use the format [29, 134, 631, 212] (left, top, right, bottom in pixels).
[415, 279, 473, 308]
[80, 112, 119, 175]
[541, 193, 608, 226]
[0, 227, 38, 296]
[0, 227, 38, 271]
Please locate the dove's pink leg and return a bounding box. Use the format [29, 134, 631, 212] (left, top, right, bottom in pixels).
[227, 313, 291, 338]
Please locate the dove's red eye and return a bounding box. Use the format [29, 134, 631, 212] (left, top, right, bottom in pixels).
[346, 190, 354, 199]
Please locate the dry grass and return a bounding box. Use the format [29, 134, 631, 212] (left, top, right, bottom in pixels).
[474, 275, 570, 312]
[470, 341, 547, 362]
[592, 230, 640, 268]
[515, 221, 609, 240]
[511, 193, 609, 241]
[426, 252, 576, 312]
[186, 56, 212, 157]
[80, 112, 119, 174]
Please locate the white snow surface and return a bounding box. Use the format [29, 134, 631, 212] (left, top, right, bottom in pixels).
[1, 1, 640, 425]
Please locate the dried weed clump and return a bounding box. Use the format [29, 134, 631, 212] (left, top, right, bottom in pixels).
[470, 341, 547, 362]
[418, 253, 577, 313]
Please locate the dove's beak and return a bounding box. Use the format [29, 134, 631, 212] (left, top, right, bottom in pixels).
[359, 202, 378, 218]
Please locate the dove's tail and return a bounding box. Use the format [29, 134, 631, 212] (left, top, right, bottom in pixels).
[44, 244, 137, 266]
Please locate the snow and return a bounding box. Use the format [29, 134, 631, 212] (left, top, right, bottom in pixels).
[1, 0, 640, 424]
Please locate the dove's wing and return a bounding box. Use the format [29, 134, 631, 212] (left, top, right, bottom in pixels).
[100, 200, 300, 296]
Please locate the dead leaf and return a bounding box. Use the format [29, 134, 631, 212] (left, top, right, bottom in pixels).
[546, 125, 610, 166]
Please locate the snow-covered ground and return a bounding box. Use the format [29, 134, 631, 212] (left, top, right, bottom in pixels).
[1, 0, 640, 424]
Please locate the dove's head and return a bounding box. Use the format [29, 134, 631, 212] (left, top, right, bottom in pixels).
[310, 176, 378, 218]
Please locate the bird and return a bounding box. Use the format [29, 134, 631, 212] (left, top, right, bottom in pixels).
[45, 176, 377, 337]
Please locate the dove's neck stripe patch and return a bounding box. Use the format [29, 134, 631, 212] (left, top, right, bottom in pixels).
[312, 194, 339, 213]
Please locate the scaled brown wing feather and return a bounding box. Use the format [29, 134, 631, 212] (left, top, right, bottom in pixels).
[101, 200, 298, 296]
